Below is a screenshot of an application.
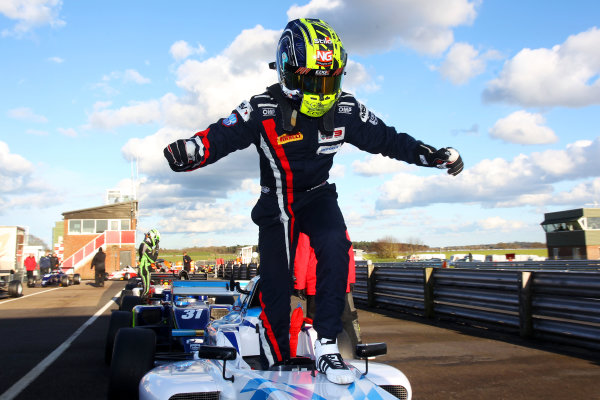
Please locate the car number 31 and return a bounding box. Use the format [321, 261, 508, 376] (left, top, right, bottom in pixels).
[181, 310, 204, 319]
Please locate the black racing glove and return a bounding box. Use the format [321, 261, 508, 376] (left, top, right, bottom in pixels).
[163, 136, 204, 172]
[415, 142, 464, 176]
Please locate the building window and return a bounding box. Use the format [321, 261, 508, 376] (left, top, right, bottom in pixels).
[96, 220, 108, 233]
[82, 220, 95, 234]
[69, 220, 82, 234]
[586, 217, 600, 230]
[67, 219, 132, 234]
[542, 218, 584, 233]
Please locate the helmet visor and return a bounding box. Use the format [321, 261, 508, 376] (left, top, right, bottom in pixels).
[283, 64, 343, 96]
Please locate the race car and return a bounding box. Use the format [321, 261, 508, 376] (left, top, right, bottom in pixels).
[107, 266, 138, 281]
[106, 280, 241, 366]
[0, 269, 22, 298]
[40, 269, 81, 287]
[108, 276, 412, 400]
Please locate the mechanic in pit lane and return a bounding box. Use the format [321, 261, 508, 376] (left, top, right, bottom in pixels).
[164, 18, 463, 385]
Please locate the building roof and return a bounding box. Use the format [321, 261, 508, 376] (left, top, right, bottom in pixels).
[62, 201, 138, 220]
[541, 208, 600, 225]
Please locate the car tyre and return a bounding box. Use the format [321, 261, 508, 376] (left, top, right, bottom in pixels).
[8, 280, 23, 297]
[120, 295, 143, 312]
[105, 310, 133, 365]
[72, 274, 81, 285]
[27, 276, 36, 288]
[108, 328, 155, 400]
[118, 290, 133, 307]
[60, 274, 70, 287]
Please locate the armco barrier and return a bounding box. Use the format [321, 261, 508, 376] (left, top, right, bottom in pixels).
[353, 261, 600, 351]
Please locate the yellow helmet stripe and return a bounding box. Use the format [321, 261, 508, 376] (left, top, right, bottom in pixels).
[299, 18, 344, 70]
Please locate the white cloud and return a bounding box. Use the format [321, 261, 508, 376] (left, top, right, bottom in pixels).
[478, 216, 525, 232]
[101, 69, 150, 85]
[483, 27, 600, 107]
[26, 129, 48, 136]
[57, 127, 77, 137]
[7, 107, 48, 123]
[0, 141, 33, 193]
[234, 179, 261, 196]
[123, 69, 151, 84]
[377, 137, 600, 209]
[47, 56, 63, 63]
[344, 60, 381, 94]
[489, 110, 558, 145]
[438, 42, 500, 84]
[353, 154, 414, 176]
[330, 164, 346, 179]
[0, 0, 65, 37]
[287, 0, 478, 56]
[169, 40, 206, 61]
[88, 100, 161, 130]
[158, 202, 250, 234]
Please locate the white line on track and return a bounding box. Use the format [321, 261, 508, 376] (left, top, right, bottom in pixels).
[0, 290, 122, 400]
[0, 287, 62, 305]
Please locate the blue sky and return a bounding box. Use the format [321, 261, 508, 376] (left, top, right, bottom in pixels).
[1, 0, 599, 250]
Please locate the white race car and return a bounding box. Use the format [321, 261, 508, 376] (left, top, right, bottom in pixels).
[107, 266, 138, 281]
[108, 276, 411, 400]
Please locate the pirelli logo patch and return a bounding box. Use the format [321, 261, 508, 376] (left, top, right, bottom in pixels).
[277, 132, 303, 145]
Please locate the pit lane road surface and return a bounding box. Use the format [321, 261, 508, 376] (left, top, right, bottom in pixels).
[1, 281, 599, 400]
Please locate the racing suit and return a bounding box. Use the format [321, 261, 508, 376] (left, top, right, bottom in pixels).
[165, 84, 423, 364]
[138, 237, 159, 297]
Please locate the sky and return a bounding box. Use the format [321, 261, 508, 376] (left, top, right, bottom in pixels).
[1, 0, 599, 250]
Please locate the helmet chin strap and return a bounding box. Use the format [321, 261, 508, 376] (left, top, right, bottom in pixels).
[267, 84, 298, 132]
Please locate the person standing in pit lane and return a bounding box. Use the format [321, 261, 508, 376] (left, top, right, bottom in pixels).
[163, 18, 463, 384]
[138, 229, 160, 298]
[90, 247, 106, 287]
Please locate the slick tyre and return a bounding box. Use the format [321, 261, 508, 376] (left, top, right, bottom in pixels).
[60, 274, 70, 287]
[108, 328, 155, 400]
[120, 295, 143, 312]
[8, 280, 23, 298]
[119, 290, 133, 307]
[27, 276, 36, 288]
[105, 311, 133, 365]
[72, 274, 81, 285]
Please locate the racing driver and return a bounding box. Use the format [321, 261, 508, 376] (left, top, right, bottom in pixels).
[139, 228, 160, 298]
[164, 18, 463, 384]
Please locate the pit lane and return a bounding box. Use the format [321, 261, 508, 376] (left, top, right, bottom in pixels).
[0, 280, 599, 400]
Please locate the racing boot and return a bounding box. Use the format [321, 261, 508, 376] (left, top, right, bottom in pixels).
[314, 337, 355, 384]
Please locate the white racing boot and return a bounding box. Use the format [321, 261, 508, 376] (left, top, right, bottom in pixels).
[314, 338, 355, 384]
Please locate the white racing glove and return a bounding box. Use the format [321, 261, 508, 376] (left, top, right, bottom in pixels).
[416, 142, 464, 176]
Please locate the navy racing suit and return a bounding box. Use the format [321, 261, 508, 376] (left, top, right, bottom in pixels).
[165, 85, 422, 364]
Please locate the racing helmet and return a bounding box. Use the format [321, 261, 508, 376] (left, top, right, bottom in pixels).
[275, 18, 347, 117]
[148, 228, 160, 246]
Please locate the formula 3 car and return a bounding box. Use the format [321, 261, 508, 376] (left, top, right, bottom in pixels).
[106, 280, 242, 365]
[0, 269, 23, 298]
[108, 276, 411, 399]
[107, 266, 138, 281]
[40, 269, 81, 287]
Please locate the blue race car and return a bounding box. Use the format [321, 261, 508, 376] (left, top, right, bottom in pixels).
[105, 280, 241, 366]
[40, 269, 81, 287]
[108, 276, 412, 400]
